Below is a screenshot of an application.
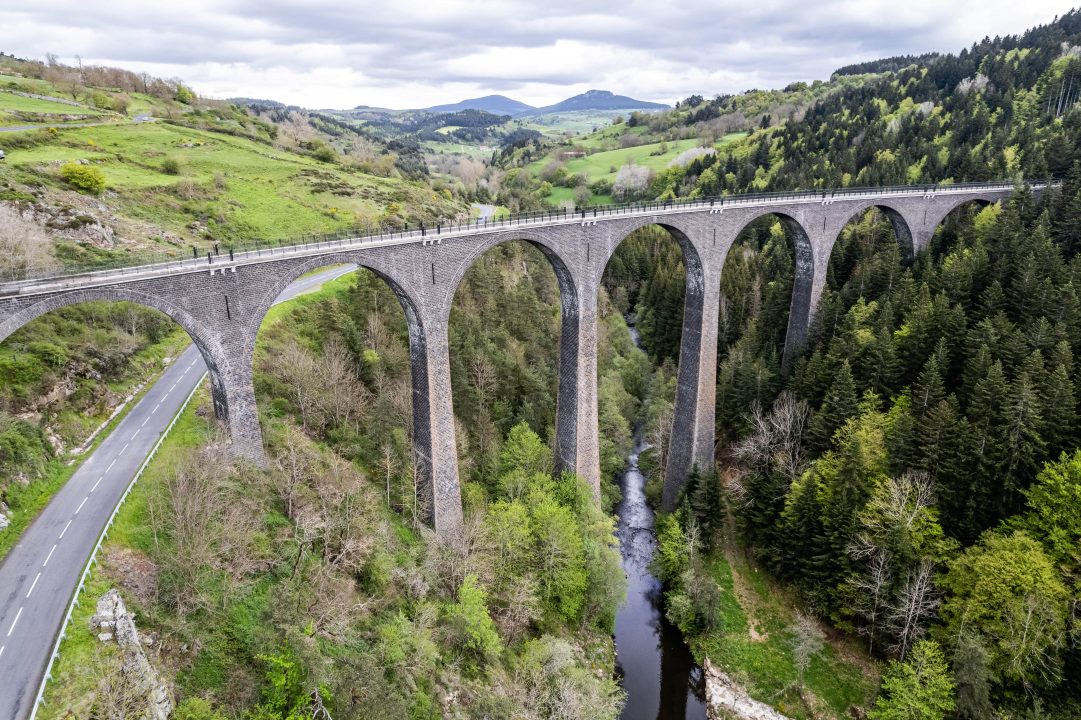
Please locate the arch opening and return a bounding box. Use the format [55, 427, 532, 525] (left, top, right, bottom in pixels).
[250, 262, 436, 526]
[0, 298, 210, 514]
[599, 224, 694, 504]
[926, 198, 995, 259]
[716, 212, 809, 441]
[446, 238, 575, 494]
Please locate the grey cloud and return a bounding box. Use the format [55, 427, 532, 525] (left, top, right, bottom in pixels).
[0, 0, 1074, 107]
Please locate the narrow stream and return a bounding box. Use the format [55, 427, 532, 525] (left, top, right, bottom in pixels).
[614, 323, 707, 720]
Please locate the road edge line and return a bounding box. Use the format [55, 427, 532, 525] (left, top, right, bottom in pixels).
[29, 372, 208, 720]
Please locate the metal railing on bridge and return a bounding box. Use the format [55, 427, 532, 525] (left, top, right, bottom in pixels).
[0, 179, 1049, 294]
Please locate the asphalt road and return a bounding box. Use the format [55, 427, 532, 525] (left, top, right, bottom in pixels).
[0, 264, 357, 720]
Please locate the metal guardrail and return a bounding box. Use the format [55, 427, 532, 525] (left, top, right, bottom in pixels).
[1, 179, 1047, 296]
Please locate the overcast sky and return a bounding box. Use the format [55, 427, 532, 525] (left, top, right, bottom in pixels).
[1, 1, 1077, 109]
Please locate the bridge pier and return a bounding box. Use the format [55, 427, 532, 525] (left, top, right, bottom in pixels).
[413, 312, 464, 539]
[662, 260, 721, 510]
[569, 292, 601, 496]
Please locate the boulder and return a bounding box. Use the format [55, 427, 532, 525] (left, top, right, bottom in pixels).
[703, 658, 791, 720]
[90, 589, 173, 720]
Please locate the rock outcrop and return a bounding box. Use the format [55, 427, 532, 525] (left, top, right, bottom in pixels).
[703, 658, 792, 720]
[90, 589, 173, 720]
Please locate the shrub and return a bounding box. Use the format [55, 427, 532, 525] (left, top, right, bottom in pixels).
[59, 162, 105, 194]
[161, 157, 181, 175]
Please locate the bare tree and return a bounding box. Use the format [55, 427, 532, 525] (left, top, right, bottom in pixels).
[731, 392, 809, 503]
[848, 548, 893, 655]
[790, 611, 825, 691]
[886, 559, 939, 659]
[1004, 593, 1066, 688]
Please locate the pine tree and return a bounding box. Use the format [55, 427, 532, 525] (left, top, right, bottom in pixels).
[807, 359, 859, 451]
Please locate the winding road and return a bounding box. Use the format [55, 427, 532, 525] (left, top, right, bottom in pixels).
[0, 264, 357, 720]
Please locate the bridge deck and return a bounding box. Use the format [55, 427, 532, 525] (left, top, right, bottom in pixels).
[0, 180, 1035, 297]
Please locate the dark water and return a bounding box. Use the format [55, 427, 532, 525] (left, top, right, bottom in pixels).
[614, 326, 707, 720]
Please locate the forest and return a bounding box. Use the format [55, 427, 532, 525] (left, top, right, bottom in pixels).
[9, 8, 1081, 720]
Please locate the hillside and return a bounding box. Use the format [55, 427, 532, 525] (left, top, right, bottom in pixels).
[426, 94, 535, 114]
[0, 57, 465, 279]
[7, 8, 1081, 720]
[525, 89, 669, 115]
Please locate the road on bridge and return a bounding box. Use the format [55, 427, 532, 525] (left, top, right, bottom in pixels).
[0, 264, 357, 720]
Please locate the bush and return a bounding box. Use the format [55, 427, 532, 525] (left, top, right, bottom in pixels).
[161, 157, 181, 175]
[59, 163, 105, 194]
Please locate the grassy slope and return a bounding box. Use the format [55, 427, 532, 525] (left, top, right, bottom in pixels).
[0, 90, 104, 122]
[2, 121, 455, 251]
[528, 131, 746, 205]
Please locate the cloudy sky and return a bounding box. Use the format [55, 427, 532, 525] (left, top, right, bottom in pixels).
[1, 1, 1077, 109]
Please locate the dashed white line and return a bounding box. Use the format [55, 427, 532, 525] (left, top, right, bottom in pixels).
[59, 519, 72, 539]
[43, 544, 56, 567]
[91, 476, 103, 493]
[118, 443, 129, 456]
[6, 608, 22, 637]
[131, 428, 140, 440]
[106, 458, 117, 473]
[26, 573, 41, 598]
[75, 496, 88, 514]
[153, 403, 161, 413]
[141, 416, 150, 427]
[0, 645, 5, 659]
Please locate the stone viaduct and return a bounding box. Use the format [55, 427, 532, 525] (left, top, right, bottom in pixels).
[0, 182, 1040, 539]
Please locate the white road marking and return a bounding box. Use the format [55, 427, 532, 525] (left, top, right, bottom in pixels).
[59, 520, 72, 539]
[91, 476, 103, 492]
[131, 428, 140, 440]
[106, 459, 117, 473]
[26, 573, 41, 598]
[6, 608, 22, 637]
[153, 403, 161, 413]
[119, 443, 129, 455]
[0, 645, 5, 659]
[43, 545, 56, 567]
[75, 497, 88, 514]
[141, 416, 150, 427]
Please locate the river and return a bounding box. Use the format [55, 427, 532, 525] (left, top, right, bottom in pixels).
[614, 323, 707, 720]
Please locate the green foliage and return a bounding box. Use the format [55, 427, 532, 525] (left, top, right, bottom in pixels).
[174, 84, 196, 104]
[939, 531, 1069, 688]
[161, 157, 181, 175]
[59, 162, 105, 194]
[174, 697, 227, 720]
[868, 640, 954, 720]
[447, 574, 502, 667]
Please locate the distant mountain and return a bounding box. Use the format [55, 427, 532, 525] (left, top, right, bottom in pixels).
[229, 97, 287, 108]
[526, 89, 668, 115]
[425, 95, 535, 115]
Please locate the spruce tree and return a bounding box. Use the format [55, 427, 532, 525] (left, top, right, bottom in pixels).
[807, 359, 859, 451]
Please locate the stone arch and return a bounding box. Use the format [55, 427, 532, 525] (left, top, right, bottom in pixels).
[442, 231, 587, 486]
[599, 216, 705, 286]
[442, 230, 579, 314]
[243, 253, 425, 346]
[912, 194, 1000, 255]
[835, 202, 917, 262]
[726, 209, 816, 369]
[0, 287, 235, 427]
[604, 220, 711, 510]
[243, 256, 462, 531]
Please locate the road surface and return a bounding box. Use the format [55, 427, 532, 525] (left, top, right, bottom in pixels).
[0, 264, 357, 720]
